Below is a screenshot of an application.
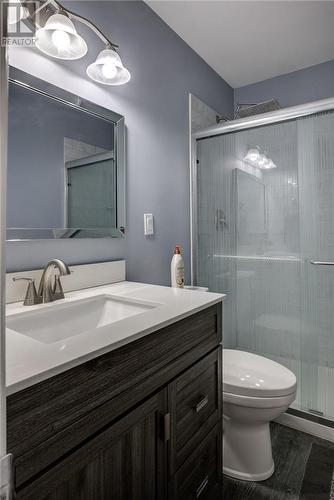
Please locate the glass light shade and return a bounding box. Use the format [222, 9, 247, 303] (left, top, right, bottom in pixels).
[243, 147, 277, 169]
[87, 48, 131, 85]
[7, 0, 29, 25]
[35, 13, 87, 60]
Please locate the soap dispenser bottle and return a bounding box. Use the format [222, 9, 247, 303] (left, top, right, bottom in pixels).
[171, 245, 184, 288]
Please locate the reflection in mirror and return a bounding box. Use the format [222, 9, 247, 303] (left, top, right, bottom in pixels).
[65, 146, 116, 232]
[7, 69, 125, 240]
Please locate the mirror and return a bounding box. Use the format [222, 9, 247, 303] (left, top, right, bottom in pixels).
[7, 68, 125, 240]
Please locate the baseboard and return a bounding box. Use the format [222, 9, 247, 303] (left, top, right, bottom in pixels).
[276, 412, 334, 443]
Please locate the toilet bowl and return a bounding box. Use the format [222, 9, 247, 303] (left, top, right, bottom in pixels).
[223, 349, 297, 482]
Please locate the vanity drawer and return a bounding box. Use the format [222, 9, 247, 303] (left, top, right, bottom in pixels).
[169, 424, 221, 500]
[169, 348, 221, 474]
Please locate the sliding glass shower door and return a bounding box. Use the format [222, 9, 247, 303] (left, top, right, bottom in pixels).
[195, 109, 334, 420]
[298, 111, 334, 418]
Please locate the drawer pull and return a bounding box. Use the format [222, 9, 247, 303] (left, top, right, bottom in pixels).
[195, 395, 209, 413]
[164, 413, 171, 442]
[196, 475, 209, 498]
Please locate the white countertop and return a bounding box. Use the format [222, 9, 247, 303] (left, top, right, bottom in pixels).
[6, 281, 224, 395]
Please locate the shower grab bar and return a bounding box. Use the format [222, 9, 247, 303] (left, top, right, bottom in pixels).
[310, 261, 334, 266]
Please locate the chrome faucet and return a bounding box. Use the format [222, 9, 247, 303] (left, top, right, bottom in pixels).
[13, 259, 71, 305]
[37, 259, 71, 303]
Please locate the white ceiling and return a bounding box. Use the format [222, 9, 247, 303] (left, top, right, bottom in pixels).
[146, 1, 334, 88]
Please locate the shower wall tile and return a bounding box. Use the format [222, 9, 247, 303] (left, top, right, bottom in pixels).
[191, 94, 218, 132]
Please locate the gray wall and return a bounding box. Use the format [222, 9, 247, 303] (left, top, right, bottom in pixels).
[8, 0, 233, 284]
[235, 59, 334, 109]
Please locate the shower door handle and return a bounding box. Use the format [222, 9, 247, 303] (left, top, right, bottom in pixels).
[215, 208, 227, 230]
[310, 261, 334, 266]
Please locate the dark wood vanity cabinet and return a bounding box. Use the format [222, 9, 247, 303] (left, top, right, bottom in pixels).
[7, 303, 222, 500]
[14, 392, 167, 500]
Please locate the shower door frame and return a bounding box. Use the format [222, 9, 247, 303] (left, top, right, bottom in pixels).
[190, 96, 334, 286]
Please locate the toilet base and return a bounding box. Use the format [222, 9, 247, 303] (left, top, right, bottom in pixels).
[223, 416, 275, 482]
[223, 461, 275, 482]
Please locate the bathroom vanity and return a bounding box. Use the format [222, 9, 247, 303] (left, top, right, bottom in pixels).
[5, 277, 223, 500]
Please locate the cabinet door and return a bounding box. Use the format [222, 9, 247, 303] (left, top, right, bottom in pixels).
[16, 392, 167, 500]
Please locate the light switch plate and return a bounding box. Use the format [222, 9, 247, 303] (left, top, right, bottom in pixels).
[144, 213, 154, 235]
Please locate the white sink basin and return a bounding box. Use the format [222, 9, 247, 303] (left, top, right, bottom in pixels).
[7, 294, 159, 344]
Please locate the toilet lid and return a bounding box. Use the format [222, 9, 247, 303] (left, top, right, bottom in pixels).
[223, 349, 297, 398]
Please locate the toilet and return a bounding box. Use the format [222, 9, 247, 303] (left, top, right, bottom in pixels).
[223, 349, 297, 482]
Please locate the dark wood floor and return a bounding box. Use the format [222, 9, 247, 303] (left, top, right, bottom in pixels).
[222, 422, 334, 500]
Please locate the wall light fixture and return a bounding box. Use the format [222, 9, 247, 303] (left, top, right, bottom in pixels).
[9, 0, 131, 85]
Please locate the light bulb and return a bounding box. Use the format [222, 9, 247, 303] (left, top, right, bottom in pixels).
[243, 147, 260, 165]
[52, 29, 71, 50]
[87, 48, 131, 85]
[247, 148, 260, 162]
[101, 63, 117, 79]
[36, 13, 87, 60]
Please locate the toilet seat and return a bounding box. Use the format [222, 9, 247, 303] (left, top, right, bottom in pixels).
[223, 390, 296, 409]
[223, 349, 297, 398]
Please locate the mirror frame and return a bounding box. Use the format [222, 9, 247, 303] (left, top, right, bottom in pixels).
[7, 66, 126, 240]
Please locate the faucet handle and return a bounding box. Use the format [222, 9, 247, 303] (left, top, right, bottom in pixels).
[12, 277, 42, 306]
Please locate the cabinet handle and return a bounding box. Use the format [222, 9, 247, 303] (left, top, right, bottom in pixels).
[196, 475, 209, 498]
[194, 395, 209, 413]
[164, 413, 171, 442]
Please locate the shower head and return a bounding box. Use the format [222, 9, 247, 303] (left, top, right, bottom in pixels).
[235, 99, 282, 119]
[216, 114, 231, 123]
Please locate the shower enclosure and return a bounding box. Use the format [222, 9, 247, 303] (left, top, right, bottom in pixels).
[192, 99, 334, 422]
